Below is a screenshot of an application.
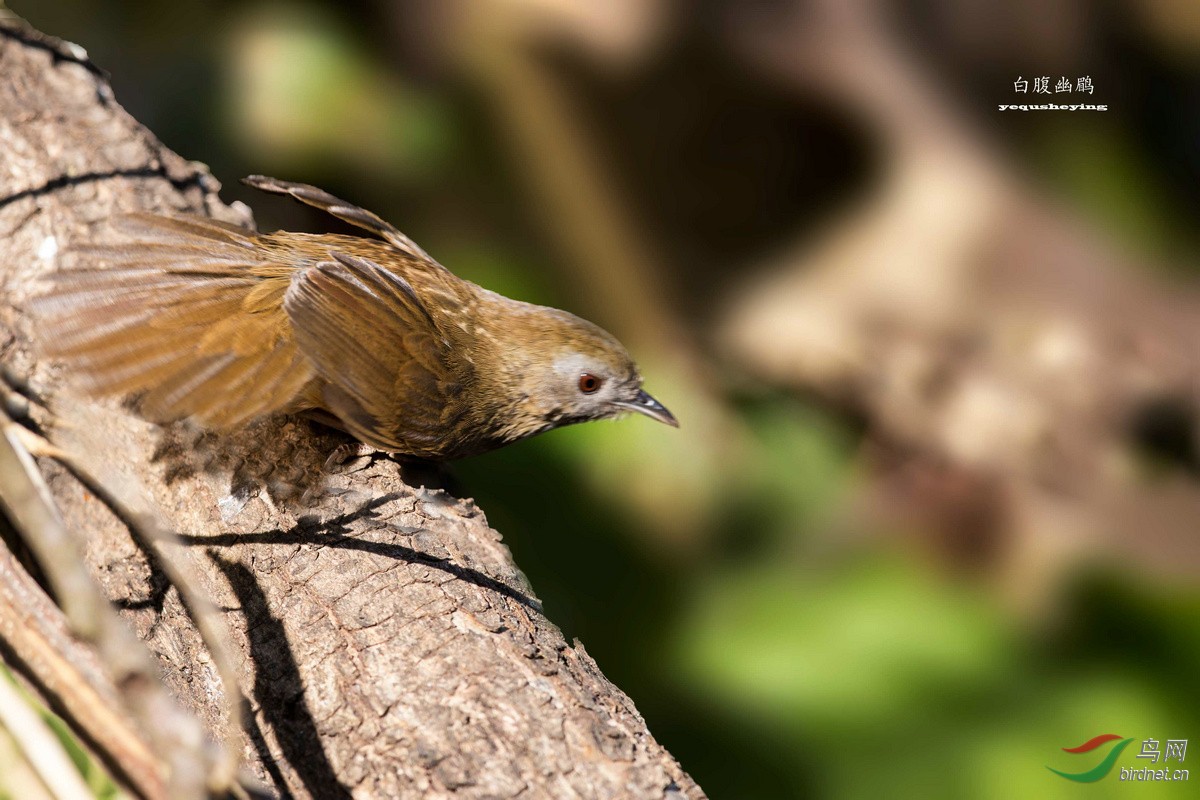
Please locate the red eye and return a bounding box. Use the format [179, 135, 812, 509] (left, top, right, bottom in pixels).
[578, 373, 602, 394]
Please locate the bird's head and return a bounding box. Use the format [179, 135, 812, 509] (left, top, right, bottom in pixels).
[487, 305, 677, 437]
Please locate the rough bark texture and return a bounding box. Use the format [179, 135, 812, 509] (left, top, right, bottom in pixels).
[0, 19, 703, 800]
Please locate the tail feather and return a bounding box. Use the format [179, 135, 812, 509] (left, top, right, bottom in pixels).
[243, 174, 435, 264]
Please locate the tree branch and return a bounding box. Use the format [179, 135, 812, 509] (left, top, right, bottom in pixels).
[0, 16, 703, 799]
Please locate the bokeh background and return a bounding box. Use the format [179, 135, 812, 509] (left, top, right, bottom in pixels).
[9, 1, 1200, 797]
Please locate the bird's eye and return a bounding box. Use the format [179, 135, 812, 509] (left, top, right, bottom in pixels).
[578, 372, 602, 394]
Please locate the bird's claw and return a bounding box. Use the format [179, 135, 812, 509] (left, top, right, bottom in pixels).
[323, 441, 382, 473]
[0, 363, 48, 432]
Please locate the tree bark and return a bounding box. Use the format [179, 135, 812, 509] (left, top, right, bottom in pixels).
[0, 17, 703, 800]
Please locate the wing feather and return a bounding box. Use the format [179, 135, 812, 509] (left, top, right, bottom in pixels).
[283, 252, 467, 454]
[32, 214, 315, 426]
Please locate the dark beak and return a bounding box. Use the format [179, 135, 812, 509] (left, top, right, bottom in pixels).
[614, 389, 679, 427]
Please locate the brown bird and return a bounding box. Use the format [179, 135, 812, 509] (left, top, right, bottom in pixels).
[33, 176, 676, 459]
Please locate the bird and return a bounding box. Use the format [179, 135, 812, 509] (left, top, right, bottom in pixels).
[33, 175, 677, 460]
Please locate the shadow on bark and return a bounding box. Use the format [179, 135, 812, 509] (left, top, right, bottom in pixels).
[210, 553, 352, 800]
[180, 494, 542, 613]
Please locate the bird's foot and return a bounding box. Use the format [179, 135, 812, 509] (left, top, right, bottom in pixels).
[0, 363, 48, 434]
[323, 441, 387, 473]
[398, 459, 461, 495]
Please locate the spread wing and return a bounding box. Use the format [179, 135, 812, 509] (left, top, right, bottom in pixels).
[32, 213, 315, 427]
[283, 252, 469, 455]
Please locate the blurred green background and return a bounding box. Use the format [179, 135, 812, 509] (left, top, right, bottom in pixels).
[8, 1, 1200, 797]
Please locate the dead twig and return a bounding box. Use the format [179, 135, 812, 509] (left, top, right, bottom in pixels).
[0, 403, 216, 799]
[11, 424, 246, 792]
[0, 666, 95, 800]
[0, 534, 163, 798]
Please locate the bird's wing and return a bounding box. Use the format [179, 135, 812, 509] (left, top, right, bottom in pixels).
[282, 252, 468, 455]
[32, 213, 315, 427]
[243, 175, 437, 265]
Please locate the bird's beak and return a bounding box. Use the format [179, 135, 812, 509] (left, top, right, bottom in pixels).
[614, 389, 679, 427]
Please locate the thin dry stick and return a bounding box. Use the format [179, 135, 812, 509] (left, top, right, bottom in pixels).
[1, 370, 249, 795]
[15, 426, 246, 791]
[0, 723, 57, 800]
[0, 406, 213, 800]
[0, 667, 95, 800]
[0, 539, 164, 800]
